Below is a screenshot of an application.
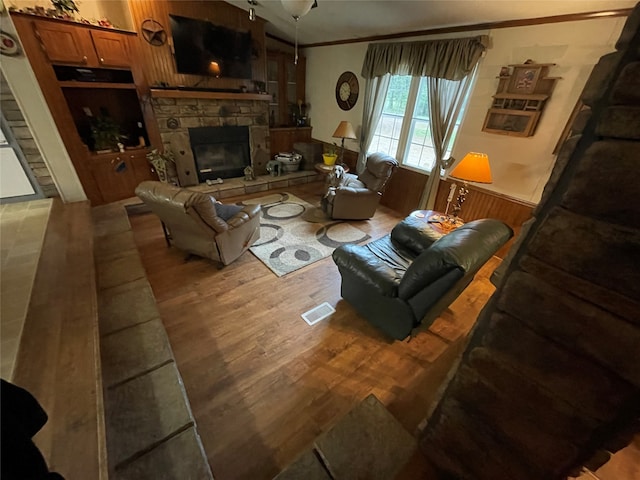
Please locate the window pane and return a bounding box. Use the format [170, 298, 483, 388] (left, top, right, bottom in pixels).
[384, 76, 411, 114]
[369, 76, 411, 157]
[369, 70, 475, 171]
[404, 117, 436, 171]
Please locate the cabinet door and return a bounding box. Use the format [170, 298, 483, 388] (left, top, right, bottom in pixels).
[269, 130, 290, 157]
[33, 21, 98, 65]
[128, 151, 157, 186]
[88, 153, 139, 203]
[90, 30, 131, 68]
[267, 53, 280, 126]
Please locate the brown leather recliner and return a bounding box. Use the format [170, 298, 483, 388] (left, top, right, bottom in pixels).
[135, 181, 261, 265]
[321, 152, 398, 220]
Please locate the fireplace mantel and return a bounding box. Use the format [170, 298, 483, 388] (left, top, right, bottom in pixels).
[150, 89, 271, 101]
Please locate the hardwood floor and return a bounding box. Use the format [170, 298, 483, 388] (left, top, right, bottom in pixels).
[128, 182, 501, 479]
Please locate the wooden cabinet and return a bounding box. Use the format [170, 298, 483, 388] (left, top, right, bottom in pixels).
[89, 30, 131, 68]
[12, 13, 160, 205]
[33, 20, 98, 65]
[267, 50, 306, 128]
[87, 149, 154, 203]
[269, 127, 312, 157]
[482, 63, 560, 137]
[266, 50, 309, 158]
[33, 20, 131, 68]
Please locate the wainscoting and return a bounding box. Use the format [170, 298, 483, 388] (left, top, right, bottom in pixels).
[383, 167, 534, 258]
[432, 178, 534, 258]
[312, 142, 535, 259]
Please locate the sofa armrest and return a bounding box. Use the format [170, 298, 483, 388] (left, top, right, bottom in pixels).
[390, 216, 444, 255]
[227, 204, 261, 229]
[332, 244, 400, 297]
[398, 249, 460, 300]
[335, 186, 377, 197]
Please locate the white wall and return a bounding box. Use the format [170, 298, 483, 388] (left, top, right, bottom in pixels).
[303, 42, 368, 152]
[0, 13, 86, 202]
[0, 147, 36, 198]
[303, 17, 626, 204]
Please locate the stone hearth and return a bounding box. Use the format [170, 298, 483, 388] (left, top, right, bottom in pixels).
[151, 96, 271, 176]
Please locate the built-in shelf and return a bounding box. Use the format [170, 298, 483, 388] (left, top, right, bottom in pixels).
[59, 81, 137, 89]
[150, 89, 271, 101]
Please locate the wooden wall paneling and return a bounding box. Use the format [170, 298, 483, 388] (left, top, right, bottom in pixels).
[127, 34, 164, 150]
[381, 167, 428, 215]
[434, 178, 535, 258]
[128, 0, 267, 90]
[11, 14, 103, 204]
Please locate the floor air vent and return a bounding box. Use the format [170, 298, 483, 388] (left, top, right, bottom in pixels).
[301, 302, 335, 326]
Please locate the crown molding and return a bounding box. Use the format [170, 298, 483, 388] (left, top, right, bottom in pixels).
[301, 8, 632, 48]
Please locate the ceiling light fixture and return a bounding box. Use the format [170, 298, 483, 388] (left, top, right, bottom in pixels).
[281, 0, 316, 65]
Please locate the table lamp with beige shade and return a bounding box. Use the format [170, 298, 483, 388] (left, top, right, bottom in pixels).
[447, 151, 493, 222]
[332, 121, 357, 166]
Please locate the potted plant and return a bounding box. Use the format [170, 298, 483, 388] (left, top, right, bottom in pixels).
[51, 0, 78, 17]
[322, 143, 338, 165]
[91, 115, 122, 153]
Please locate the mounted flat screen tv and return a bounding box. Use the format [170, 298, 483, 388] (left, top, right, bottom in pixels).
[169, 14, 252, 79]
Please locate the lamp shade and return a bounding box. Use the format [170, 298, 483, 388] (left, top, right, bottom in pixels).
[281, 0, 315, 18]
[332, 121, 357, 139]
[209, 61, 221, 77]
[449, 152, 492, 184]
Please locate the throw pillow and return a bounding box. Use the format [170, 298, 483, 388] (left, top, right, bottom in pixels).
[215, 202, 243, 221]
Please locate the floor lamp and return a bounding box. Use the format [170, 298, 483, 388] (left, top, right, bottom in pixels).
[332, 121, 357, 166]
[447, 152, 493, 222]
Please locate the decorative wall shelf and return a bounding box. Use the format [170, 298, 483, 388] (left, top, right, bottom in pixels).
[482, 62, 560, 137]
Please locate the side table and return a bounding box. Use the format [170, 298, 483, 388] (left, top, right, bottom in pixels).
[410, 209, 464, 234]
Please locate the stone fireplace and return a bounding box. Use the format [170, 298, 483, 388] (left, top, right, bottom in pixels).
[151, 95, 271, 183]
[189, 126, 251, 182]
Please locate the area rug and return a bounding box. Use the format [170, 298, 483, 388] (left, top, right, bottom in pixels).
[237, 193, 370, 277]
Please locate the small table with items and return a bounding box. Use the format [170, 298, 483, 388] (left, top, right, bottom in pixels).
[410, 210, 464, 234]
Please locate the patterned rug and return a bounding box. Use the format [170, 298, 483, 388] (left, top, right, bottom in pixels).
[238, 193, 370, 277]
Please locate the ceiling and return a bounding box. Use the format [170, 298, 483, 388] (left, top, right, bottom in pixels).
[224, 0, 636, 45]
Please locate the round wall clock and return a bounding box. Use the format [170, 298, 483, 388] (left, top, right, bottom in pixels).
[141, 19, 167, 46]
[335, 71, 359, 111]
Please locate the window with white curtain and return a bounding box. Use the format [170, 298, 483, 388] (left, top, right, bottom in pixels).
[369, 73, 475, 174]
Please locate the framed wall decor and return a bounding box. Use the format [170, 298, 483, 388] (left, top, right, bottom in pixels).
[509, 66, 541, 95]
[482, 62, 561, 138]
[483, 109, 540, 137]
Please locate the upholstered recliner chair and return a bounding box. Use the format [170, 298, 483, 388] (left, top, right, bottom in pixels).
[135, 181, 261, 266]
[321, 152, 398, 220]
[332, 215, 513, 340]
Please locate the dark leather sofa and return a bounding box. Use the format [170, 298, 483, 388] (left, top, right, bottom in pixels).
[332, 215, 513, 340]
